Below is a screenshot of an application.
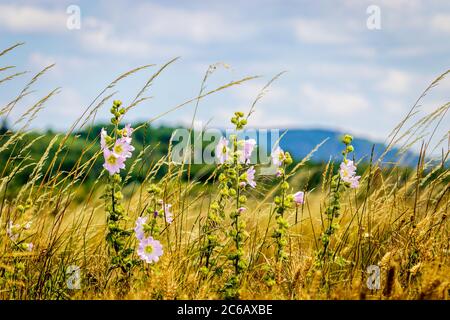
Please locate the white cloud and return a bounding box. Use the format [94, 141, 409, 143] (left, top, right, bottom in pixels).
[386, 46, 429, 58]
[292, 18, 354, 45]
[232, 82, 289, 105]
[28, 52, 94, 77]
[431, 14, 450, 33]
[376, 70, 414, 95]
[28, 52, 55, 68]
[299, 83, 369, 115]
[0, 4, 66, 33]
[78, 18, 188, 57]
[380, 99, 407, 116]
[136, 3, 256, 43]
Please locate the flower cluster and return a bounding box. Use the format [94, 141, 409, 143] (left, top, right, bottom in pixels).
[133, 184, 172, 264]
[339, 160, 360, 189]
[318, 134, 360, 264]
[134, 215, 163, 264]
[210, 112, 257, 299]
[102, 100, 138, 282]
[101, 124, 134, 175]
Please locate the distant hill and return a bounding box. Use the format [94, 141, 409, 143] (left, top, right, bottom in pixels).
[276, 128, 418, 165]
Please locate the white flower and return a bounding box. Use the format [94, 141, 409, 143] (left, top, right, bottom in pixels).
[215, 137, 230, 164]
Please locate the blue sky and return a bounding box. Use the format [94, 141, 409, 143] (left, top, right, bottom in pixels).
[0, 0, 449, 145]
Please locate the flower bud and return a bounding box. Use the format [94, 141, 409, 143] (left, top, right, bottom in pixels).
[342, 134, 353, 145]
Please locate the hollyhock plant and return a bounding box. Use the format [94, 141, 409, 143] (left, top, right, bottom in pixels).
[293, 191, 304, 205]
[138, 236, 163, 264]
[319, 134, 359, 263]
[103, 148, 126, 175]
[102, 100, 139, 280]
[215, 136, 230, 164]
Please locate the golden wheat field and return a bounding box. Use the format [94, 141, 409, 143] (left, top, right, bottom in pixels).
[0, 39, 448, 301]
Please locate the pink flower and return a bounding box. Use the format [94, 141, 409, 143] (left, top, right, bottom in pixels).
[349, 175, 360, 189]
[239, 138, 257, 164]
[103, 148, 125, 175]
[137, 236, 163, 264]
[123, 124, 134, 138]
[271, 146, 285, 167]
[113, 137, 134, 159]
[215, 137, 230, 164]
[245, 166, 257, 188]
[293, 191, 304, 205]
[339, 160, 360, 189]
[238, 207, 246, 213]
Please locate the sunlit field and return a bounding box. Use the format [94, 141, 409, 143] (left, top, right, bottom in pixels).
[0, 43, 449, 300]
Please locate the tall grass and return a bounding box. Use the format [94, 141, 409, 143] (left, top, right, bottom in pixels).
[0, 43, 448, 300]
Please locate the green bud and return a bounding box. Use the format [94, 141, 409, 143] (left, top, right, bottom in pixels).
[284, 152, 293, 165]
[220, 187, 229, 196]
[219, 173, 227, 182]
[342, 134, 353, 145]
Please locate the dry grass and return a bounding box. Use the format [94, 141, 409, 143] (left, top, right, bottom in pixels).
[0, 43, 448, 300]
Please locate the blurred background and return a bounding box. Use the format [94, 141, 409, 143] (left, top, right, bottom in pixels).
[0, 0, 449, 150]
